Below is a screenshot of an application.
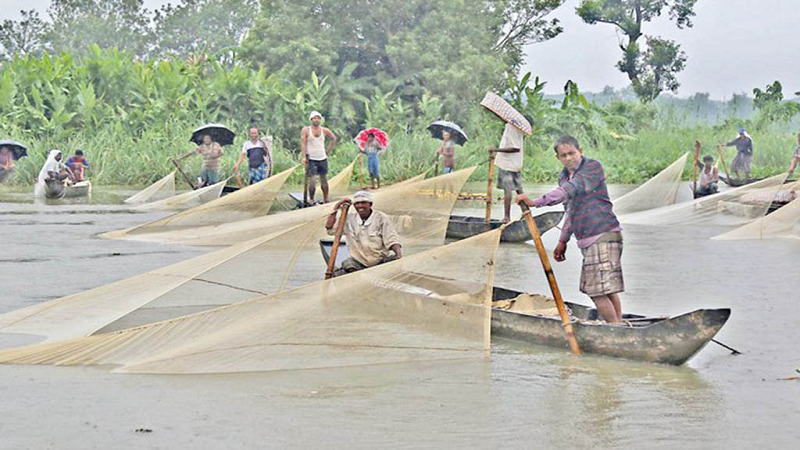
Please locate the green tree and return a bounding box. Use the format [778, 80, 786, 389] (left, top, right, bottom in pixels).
[151, 0, 259, 64]
[752, 81, 800, 124]
[0, 9, 48, 59]
[241, 0, 564, 119]
[43, 0, 153, 58]
[576, 0, 696, 102]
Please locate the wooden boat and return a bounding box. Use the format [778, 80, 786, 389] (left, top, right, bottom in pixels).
[447, 212, 564, 243]
[719, 176, 763, 187]
[319, 241, 730, 365]
[44, 180, 91, 199]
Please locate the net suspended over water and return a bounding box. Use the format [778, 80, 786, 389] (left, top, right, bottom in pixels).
[123, 171, 176, 204]
[0, 169, 476, 346]
[0, 226, 501, 374]
[619, 173, 789, 226]
[107, 167, 473, 247]
[712, 180, 800, 240]
[101, 166, 296, 239]
[613, 153, 688, 215]
[131, 179, 227, 212]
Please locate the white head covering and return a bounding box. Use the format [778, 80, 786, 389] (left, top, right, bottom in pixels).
[352, 190, 373, 203]
[38, 150, 62, 183]
[309, 111, 323, 121]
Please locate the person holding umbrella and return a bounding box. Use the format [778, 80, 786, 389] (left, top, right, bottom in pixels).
[0, 140, 27, 183]
[174, 124, 234, 188]
[355, 128, 389, 189]
[428, 121, 468, 175]
[301, 111, 337, 203]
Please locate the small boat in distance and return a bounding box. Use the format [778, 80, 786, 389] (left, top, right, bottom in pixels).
[44, 179, 91, 199]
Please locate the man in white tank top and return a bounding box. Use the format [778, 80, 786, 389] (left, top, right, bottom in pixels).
[301, 111, 337, 203]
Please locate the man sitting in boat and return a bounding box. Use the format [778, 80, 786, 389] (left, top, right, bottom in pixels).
[696, 155, 719, 196]
[65, 150, 91, 182]
[38, 150, 73, 183]
[517, 135, 624, 324]
[325, 190, 402, 277]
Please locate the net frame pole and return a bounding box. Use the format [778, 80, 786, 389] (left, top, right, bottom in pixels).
[325, 203, 351, 279]
[303, 160, 309, 207]
[519, 202, 581, 355]
[485, 152, 495, 227]
[358, 153, 365, 189]
[717, 144, 731, 180]
[172, 158, 197, 189]
[693, 140, 700, 195]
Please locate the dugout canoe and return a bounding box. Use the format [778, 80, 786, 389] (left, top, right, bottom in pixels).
[447, 212, 564, 243]
[320, 242, 731, 365]
[719, 176, 764, 187]
[44, 180, 91, 199]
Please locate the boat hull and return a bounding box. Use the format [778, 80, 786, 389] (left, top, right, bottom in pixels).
[44, 180, 91, 199]
[446, 212, 564, 243]
[720, 176, 763, 187]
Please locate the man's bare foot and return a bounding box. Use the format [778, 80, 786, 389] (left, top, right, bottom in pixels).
[501, 217, 510, 224]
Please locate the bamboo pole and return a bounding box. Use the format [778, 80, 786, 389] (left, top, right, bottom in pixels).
[485, 151, 495, 227]
[692, 140, 700, 195]
[302, 160, 309, 207]
[172, 159, 197, 189]
[325, 203, 350, 279]
[518, 202, 581, 355]
[358, 153, 366, 189]
[717, 144, 731, 180]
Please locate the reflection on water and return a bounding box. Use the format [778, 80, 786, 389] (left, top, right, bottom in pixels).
[0, 183, 798, 448]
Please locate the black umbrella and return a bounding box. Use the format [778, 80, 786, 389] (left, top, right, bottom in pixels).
[190, 123, 236, 146]
[0, 140, 28, 160]
[427, 121, 468, 146]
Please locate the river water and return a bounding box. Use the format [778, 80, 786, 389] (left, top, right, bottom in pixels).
[0, 184, 797, 449]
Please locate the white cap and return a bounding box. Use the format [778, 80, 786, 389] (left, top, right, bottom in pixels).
[309, 111, 323, 121]
[352, 190, 373, 203]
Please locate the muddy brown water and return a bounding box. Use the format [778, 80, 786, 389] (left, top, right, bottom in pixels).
[0, 184, 798, 449]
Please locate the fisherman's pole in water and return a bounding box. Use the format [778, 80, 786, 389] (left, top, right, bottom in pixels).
[485, 151, 495, 227]
[717, 144, 731, 180]
[172, 158, 197, 189]
[519, 201, 581, 355]
[325, 202, 350, 279]
[303, 159, 309, 207]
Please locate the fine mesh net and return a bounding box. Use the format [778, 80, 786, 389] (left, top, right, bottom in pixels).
[123, 172, 176, 204]
[327, 159, 356, 199]
[109, 167, 474, 247]
[712, 181, 800, 240]
[0, 227, 500, 374]
[130, 179, 226, 212]
[102, 166, 296, 239]
[619, 173, 789, 226]
[613, 153, 688, 215]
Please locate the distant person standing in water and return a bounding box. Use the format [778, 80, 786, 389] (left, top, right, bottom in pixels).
[722, 128, 753, 179]
[517, 135, 624, 324]
[234, 127, 273, 184]
[301, 111, 337, 203]
[361, 132, 386, 189]
[436, 131, 456, 174]
[788, 132, 800, 175]
[0, 145, 16, 183]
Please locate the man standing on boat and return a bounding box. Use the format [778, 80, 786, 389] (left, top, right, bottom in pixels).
[301, 111, 337, 203]
[721, 128, 754, 180]
[788, 132, 800, 175]
[325, 190, 402, 277]
[175, 134, 224, 187]
[234, 127, 273, 184]
[490, 121, 525, 223]
[517, 135, 624, 324]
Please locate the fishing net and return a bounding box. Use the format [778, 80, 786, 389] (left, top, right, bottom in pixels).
[0, 227, 501, 374]
[101, 167, 295, 239]
[0, 169, 476, 346]
[712, 181, 800, 240]
[123, 172, 176, 204]
[619, 173, 789, 226]
[130, 179, 226, 211]
[327, 159, 356, 199]
[108, 168, 473, 247]
[613, 153, 688, 215]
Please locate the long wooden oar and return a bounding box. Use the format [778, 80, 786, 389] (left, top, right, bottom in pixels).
[325, 203, 350, 279]
[172, 159, 196, 189]
[485, 151, 495, 227]
[519, 201, 581, 355]
[692, 140, 701, 195]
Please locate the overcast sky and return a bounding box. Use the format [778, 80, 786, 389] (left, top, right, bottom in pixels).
[4, 0, 799, 99]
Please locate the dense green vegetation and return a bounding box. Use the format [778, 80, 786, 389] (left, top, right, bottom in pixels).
[0, 1, 798, 188]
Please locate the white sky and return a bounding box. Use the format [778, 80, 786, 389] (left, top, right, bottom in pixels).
[4, 0, 800, 99]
